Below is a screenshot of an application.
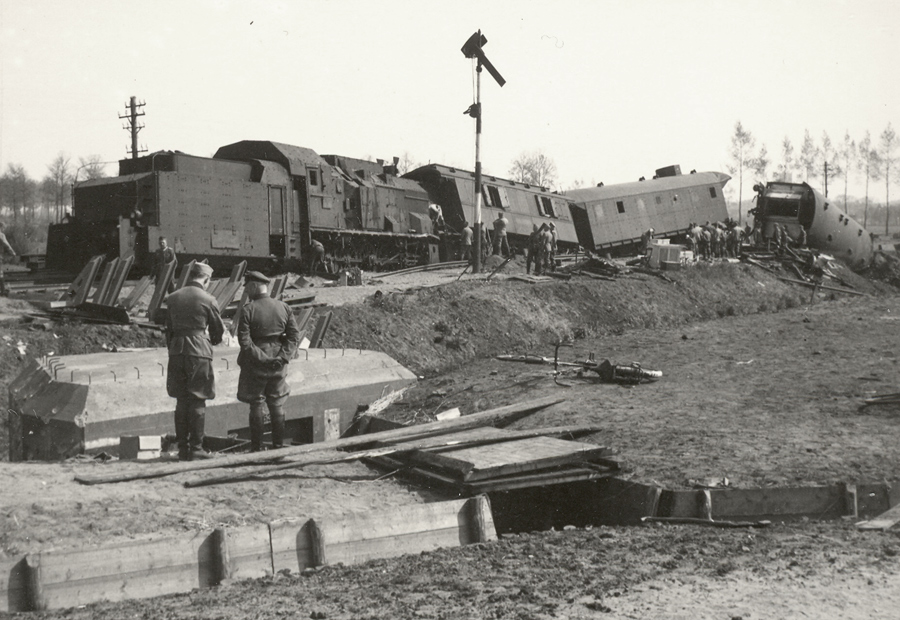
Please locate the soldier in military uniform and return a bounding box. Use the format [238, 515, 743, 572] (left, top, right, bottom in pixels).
[236, 271, 301, 451]
[164, 262, 225, 460]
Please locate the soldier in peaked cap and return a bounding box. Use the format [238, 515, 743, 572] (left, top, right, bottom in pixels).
[165, 261, 225, 460]
[236, 270, 301, 451]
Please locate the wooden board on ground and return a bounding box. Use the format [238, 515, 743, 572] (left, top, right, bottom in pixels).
[408, 435, 609, 482]
[75, 395, 566, 485]
[856, 502, 900, 530]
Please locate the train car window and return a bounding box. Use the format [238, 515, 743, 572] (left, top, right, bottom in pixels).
[655, 196, 662, 205]
[616, 201, 625, 214]
[540, 196, 555, 217]
[534, 195, 547, 216]
[481, 186, 494, 207]
[709, 187, 717, 198]
[308, 168, 319, 187]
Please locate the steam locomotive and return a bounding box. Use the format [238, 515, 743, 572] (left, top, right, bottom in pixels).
[49, 140, 736, 274]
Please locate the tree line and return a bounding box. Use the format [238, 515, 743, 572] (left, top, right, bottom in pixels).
[0, 153, 108, 225]
[728, 121, 898, 232]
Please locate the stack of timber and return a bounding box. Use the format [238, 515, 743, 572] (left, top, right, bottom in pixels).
[41, 255, 135, 324]
[364, 427, 621, 495]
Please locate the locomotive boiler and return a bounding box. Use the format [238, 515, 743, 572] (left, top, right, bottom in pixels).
[750, 181, 874, 271]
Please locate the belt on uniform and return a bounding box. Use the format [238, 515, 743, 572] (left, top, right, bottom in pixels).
[171, 329, 206, 338]
[252, 335, 283, 344]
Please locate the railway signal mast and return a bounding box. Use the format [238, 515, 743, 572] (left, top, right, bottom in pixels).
[461, 31, 505, 273]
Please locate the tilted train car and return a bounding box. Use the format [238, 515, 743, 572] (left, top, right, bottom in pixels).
[403, 164, 579, 252]
[750, 181, 874, 271]
[48, 141, 436, 274]
[565, 166, 731, 256]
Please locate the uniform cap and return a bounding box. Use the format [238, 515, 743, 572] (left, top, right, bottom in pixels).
[244, 270, 270, 284]
[190, 263, 214, 278]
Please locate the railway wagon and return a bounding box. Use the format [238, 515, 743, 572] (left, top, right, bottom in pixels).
[48, 141, 436, 274]
[750, 181, 873, 271]
[566, 166, 731, 256]
[404, 163, 579, 252]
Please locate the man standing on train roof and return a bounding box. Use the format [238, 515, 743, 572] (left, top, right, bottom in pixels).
[460, 222, 473, 263]
[309, 239, 325, 276]
[165, 262, 225, 461]
[0, 222, 16, 297]
[154, 237, 177, 294]
[237, 271, 301, 452]
[493, 213, 509, 257]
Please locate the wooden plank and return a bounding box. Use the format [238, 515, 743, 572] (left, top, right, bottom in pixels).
[463, 466, 616, 494]
[219, 524, 272, 581]
[857, 502, 900, 530]
[709, 486, 847, 521]
[324, 498, 486, 565]
[0, 556, 30, 613]
[90, 260, 116, 304]
[75, 395, 565, 484]
[36, 530, 219, 609]
[308, 311, 333, 348]
[61, 255, 104, 307]
[101, 254, 134, 306]
[120, 276, 151, 311]
[410, 436, 608, 482]
[269, 518, 314, 573]
[146, 260, 177, 322]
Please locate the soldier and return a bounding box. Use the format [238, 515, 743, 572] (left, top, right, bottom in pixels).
[795, 226, 808, 249]
[492, 213, 510, 257]
[460, 222, 473, 263]
[165, 262, 225, 461]
[525, 224, 541, 275]
[309, 239, 325, 275]
[0, 222, 16, 297]
[154, 237, 177, 294]
[237, 271, 301, 452]
[538, 223, 553, 274]
[548, 222, 559, 271]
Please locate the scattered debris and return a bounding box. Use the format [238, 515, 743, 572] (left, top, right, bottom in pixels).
[496, 348, 662, 385]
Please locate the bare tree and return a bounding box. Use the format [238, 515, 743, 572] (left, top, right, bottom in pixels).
[819, 131, 839, 195]
[0, 163, 36, 222]
[45, 153, 72, 222]
[395, 152, 420, 176]
[76, 155, 108, 181]
[798, 129, 820, 183]
[857, 131, 881, 229]
[752, 143, 770, 181]
[726, 121, 756, 224]
[508, 150, 558, 189]
[778, 136, 794, 181]
[836, 131, 856, 210]
[880, 123, 897, 235]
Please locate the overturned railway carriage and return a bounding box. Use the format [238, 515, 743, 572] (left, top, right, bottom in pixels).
[49, 141, 436, 274]
[751, 181, 873, 271]
[404, 164, 579, 252]
[565, 167, 731, 256]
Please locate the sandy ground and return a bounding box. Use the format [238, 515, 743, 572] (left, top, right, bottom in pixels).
[2, 259, 900, 618]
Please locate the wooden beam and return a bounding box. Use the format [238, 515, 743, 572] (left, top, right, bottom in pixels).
[776, 276, 868, 296]
[25, 554, 45, 612]
[75, 395, 566, 485]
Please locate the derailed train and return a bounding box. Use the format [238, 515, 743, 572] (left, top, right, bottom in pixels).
[750, 181, 874, 271]
[53, 139, 863, 275]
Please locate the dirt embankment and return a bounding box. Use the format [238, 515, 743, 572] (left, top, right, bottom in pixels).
[327, 261, 844, 377]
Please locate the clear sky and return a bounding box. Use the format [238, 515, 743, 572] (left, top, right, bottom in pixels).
[0, 0, 897, 204]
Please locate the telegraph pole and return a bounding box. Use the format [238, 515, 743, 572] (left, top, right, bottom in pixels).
[461, 31, 505, 273]
[119, 96, 147, 159]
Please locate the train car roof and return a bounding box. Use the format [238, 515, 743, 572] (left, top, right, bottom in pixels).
[214, 140, 323, 176]
[75, 172, 153, 189]
[404, 163, 565, 197]
[565, 171, 731, 203]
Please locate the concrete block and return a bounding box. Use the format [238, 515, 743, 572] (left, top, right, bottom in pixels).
[120, 436, 163, 460]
